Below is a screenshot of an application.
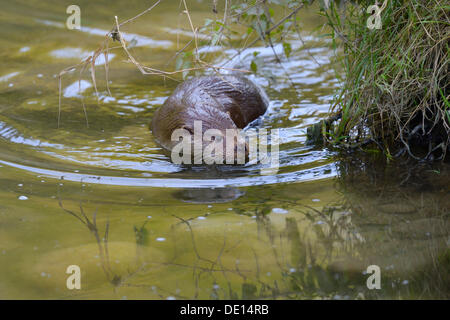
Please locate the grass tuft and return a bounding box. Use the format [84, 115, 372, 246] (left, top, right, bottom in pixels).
[325, 0, 450, 160]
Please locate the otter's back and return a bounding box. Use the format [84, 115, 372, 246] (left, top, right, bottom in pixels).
[151, 75, 269, 150]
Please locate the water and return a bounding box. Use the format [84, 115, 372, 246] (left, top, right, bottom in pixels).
[0, 0, 448, 299]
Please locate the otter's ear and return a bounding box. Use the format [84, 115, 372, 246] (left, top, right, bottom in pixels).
[180, 125, 194, 135]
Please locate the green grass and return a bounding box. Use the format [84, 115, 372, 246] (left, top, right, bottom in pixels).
[324, 0, 450, 160]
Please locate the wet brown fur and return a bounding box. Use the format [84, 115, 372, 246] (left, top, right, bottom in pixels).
[151, 75, 269, 154]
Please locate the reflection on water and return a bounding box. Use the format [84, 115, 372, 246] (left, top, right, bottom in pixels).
[1, 157, 447, 299]
[334, 154, 449, 298]
[0, 0, 448, 299]
[175, 188, 245, 203]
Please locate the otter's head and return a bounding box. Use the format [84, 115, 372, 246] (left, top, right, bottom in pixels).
[200, 127, 249, 165]
[171, 118, 249, 165]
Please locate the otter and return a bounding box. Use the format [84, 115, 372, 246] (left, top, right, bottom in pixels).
[151, 75, 269, 164]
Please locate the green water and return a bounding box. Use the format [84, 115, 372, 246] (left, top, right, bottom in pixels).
[0, 0, 448, 299]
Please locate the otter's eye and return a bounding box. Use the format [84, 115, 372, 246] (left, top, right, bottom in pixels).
[181, 125, 194, 135]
